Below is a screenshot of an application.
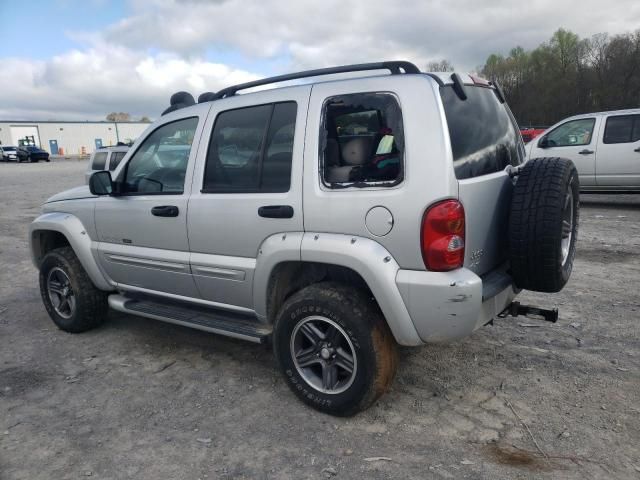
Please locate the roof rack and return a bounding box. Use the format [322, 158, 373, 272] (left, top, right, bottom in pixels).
[213, 61, 421, 99]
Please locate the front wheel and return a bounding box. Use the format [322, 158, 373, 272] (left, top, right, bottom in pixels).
[39, 247, 108, 332]
[273, 282, 398, 416]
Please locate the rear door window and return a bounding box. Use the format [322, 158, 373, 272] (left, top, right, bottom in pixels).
[440, 85, 524, 179]
[92, 152, 108, 170]
[603, 115, 640, 144]
[202, 102, 297, 193]
[320, 92, 404, 188]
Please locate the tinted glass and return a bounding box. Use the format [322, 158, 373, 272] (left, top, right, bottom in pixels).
[92, 152, 108, 170]
[441, 85, 523, 179]
[321, 93, 404, 187]
[123, 117, 198, 194]
[203, 102, 296, 193]
[546, 118, 595, 147]
[262, 102, 296, 192]
[603, 115, 640, 144]
[109, 151, 126, 170]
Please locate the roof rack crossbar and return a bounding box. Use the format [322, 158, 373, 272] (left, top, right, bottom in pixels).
[214, 61, 421, 99]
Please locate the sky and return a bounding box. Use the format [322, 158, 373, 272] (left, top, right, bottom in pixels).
[0, 0, 639, 121]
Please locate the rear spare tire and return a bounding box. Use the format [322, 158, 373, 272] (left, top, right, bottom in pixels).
[508, 157, 579, 293]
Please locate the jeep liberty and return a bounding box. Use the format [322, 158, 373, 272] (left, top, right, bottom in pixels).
[30, 61, 579, 415]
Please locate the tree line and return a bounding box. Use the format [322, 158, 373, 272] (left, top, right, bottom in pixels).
[480, 29, 640, 126]
[430, 29, 640, 127]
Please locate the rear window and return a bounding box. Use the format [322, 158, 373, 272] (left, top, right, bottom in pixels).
[441, 85, 524, 179]
[92, 152, 108, 170]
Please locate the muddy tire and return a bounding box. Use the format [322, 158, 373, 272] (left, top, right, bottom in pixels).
[273, 282, 397, 416]
[39, 247, 108, 333]
[508, 157, 579, 293]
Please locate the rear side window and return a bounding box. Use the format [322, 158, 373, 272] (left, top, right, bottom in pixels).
[203, 102, 297, 193]
[603, 115, 640, 144]
[441, 85, 523, 179]
[109, 151, 126, 171]
[92, 152, 108, 170]
[320, 92, 404, 188]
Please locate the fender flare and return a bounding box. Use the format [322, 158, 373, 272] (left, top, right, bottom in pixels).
[29, 212, 113, 291]
[253, 232, 423, 346]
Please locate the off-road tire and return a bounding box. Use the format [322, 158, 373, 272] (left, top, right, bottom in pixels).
[273, 282, 398, 416]
[508, 157, 579, 293]
[39, 246, 108, 332]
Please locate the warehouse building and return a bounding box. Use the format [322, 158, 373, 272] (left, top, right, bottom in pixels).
[0, 120, 150, 155]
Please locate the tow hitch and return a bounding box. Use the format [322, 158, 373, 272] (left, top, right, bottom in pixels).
[498, 301, 559, 323]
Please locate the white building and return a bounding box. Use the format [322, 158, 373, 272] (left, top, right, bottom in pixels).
[0, 120, 151, 155]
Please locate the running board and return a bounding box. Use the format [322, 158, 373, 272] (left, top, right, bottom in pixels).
[108, 294, 272, 344]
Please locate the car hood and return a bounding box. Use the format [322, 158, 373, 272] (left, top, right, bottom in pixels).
[46, 185, 95, 203]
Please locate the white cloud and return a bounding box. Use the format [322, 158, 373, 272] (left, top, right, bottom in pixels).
[1, 0, 639, 120]
[0, 42, 258, 120]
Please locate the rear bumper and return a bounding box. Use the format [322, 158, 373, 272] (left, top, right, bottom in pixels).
[396, 265, 516, 343]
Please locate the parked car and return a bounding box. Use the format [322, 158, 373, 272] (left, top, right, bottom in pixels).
[17, 145, 50, 162]
[85, 145, 130, 183]
[29, 62, 579, 415]
[0, 145, 19, 161]
[520, 126, 547, 143]
[528, 108, 640, 191]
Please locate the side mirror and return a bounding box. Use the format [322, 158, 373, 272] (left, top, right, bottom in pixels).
[538, 136, 549, 148]
[89, 170, 114, 195]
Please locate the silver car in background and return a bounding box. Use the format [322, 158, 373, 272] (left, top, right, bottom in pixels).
[1, 145, 19, 161]
[85, 145, 129, 183]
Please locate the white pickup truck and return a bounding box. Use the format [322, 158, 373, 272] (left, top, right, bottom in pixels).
[528, 109, 640, 192]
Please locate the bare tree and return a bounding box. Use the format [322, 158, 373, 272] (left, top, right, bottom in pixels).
[481, 28, 640, 126]
[427, 59, 454, 72]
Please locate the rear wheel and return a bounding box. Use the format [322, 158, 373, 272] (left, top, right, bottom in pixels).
[273, 282, 397, 416]
[508, 157, 579, 292]
[39, 247, 108, 332]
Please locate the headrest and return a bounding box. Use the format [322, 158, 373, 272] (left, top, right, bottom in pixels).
[341, 138, 371, 166]
[325, 138, 340, 167]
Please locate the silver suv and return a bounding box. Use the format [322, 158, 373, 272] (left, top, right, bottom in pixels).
[85, 145, 130, 184]
[29, 62, 580, 415]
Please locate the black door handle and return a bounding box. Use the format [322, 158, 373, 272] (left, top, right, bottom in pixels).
[258, 205, 294, 219]
[634, 147, 640, 152]
[151, 205, 179, 217]
[579, 149, 594, 155]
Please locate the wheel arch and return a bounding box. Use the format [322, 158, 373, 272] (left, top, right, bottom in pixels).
[254, 232, 423, 346]
[30, 213, 113, 291]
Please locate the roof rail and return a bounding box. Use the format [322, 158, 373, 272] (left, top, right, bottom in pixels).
[214, 61, 421, 99]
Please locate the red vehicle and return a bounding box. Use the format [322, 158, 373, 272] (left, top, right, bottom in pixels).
[520, 127, 547, 143]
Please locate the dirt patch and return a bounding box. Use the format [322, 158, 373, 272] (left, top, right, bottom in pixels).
[576, 246, 637, 263]
[0, 366, 50, 397]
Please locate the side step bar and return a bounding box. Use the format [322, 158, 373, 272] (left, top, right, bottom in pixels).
[108, 294, 272, 344]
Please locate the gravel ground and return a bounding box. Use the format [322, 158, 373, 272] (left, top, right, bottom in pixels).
[1, 160, 639, 479]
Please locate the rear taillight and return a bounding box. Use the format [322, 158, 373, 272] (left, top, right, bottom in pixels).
[421, 199, 465, 271]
